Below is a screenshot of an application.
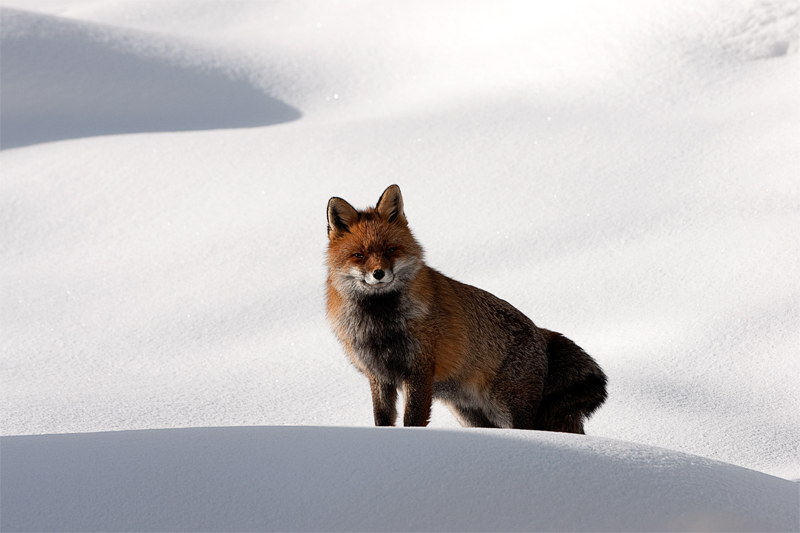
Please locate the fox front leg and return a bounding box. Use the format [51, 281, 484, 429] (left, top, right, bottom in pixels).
[402, 368, 434, 427]
[369, 378, 398, 426]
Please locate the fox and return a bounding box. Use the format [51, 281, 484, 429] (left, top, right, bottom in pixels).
[326, 184, 607, 432]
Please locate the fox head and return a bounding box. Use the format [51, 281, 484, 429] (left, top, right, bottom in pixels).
[326, 185, 423, 296]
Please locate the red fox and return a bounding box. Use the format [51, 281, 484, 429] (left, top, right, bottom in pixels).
[326, 185, 607, 432]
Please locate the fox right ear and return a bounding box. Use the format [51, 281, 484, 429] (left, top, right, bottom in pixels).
[375, 184, 407, 225]
[327, 197, 359, 238]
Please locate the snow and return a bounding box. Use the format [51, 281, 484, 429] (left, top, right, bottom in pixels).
[2, 427, 798, 532]
[1, 0, 798, 531]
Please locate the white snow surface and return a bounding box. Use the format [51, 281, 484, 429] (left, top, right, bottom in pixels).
[2, 427, 798, 532]
[1, 0, 799, 531]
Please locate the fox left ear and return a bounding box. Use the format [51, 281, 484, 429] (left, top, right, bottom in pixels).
[327, 197, 359, 238]
[376, 184, 407, 225]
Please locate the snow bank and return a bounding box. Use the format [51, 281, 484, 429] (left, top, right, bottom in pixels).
[2, 427, 797, 532]
[0, 7, 300, 149]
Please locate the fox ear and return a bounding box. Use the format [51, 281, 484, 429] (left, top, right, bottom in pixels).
[327, 197, 359, 238]
[375, 184, 407, 225]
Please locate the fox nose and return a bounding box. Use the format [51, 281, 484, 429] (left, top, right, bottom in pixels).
[373, 269, 385, 280]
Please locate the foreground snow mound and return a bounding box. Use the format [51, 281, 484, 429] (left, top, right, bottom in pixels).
[2, 426, 797, 532]
[1, 0, 798, 485]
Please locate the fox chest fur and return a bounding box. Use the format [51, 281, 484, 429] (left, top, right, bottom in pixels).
[332, 289, 422, 385]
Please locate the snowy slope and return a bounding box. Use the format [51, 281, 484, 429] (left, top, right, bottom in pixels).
[2, 427, 798, 532]
[1, 0, 799, 530]
[0, 6, 300, 149]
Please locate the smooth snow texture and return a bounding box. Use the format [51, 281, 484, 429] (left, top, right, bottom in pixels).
[2, 427, 798, 532]
[1, 0, 799, 530]
[0, 7, 301, 149]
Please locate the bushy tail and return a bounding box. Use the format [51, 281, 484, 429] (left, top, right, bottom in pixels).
[535, 330, 607, 434]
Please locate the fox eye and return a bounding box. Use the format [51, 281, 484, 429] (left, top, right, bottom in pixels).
[385, 248, 396, 255]
[353, 253, 364, 259]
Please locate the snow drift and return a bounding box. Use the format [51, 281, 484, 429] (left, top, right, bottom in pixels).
[0, 7, 300, 149]
[2, 427, 797, 532]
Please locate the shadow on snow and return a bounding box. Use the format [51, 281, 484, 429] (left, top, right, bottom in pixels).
[0, 8, 300, 150]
